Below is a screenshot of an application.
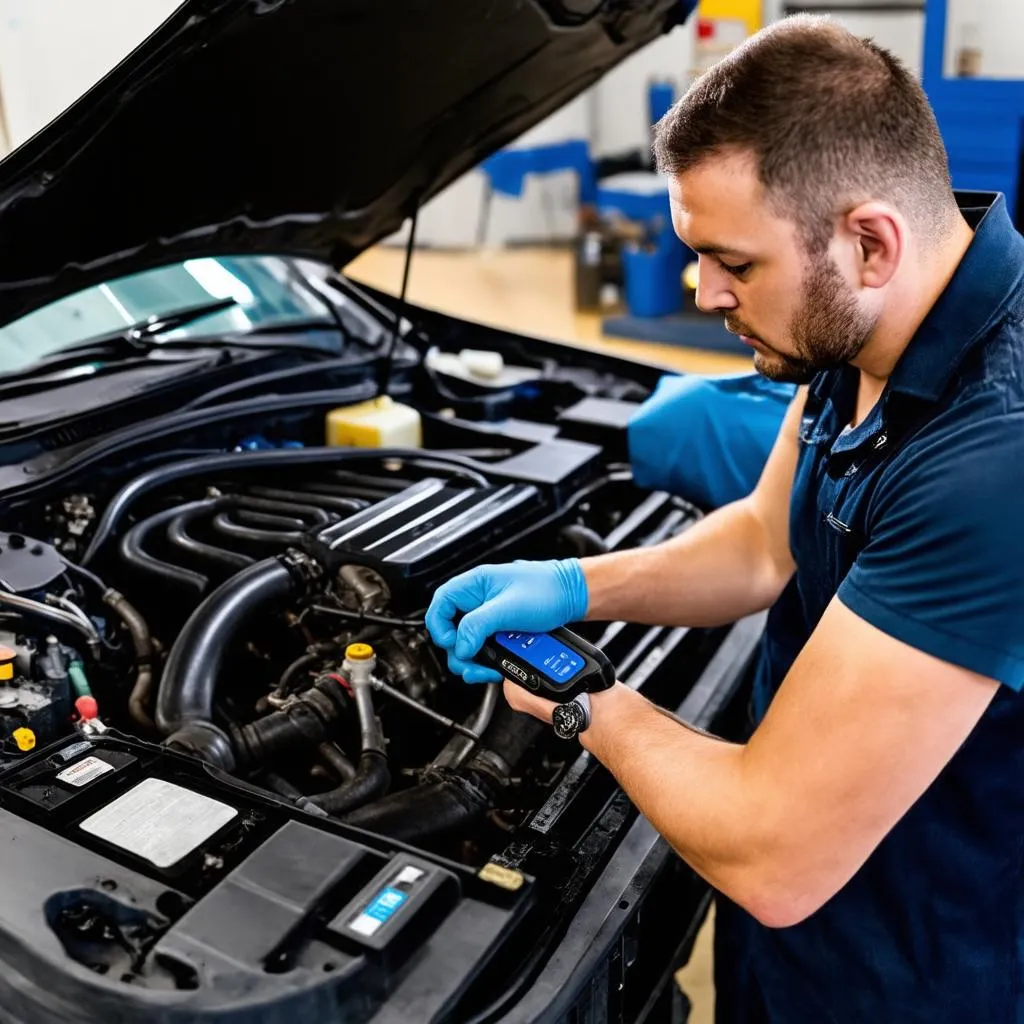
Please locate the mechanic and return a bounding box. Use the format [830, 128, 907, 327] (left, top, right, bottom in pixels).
[426, 16, 1024, 1024]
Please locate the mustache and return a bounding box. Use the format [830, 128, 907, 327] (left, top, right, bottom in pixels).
[724, 316, 762, 342]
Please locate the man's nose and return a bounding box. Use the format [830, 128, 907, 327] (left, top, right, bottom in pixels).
[694, 257, 739, 313]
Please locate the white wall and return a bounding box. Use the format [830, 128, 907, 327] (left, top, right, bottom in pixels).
[944, 0, 1024, 79]
[0, 0, 182, 151]
[764, 1, 923, 76]
[592, 25, 697, 156]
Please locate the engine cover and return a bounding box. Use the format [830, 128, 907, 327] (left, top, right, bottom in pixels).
[309, 477, 540, 606]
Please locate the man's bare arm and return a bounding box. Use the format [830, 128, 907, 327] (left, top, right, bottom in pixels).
[504, 596, 999, 926]
[580, 388, 805, 628]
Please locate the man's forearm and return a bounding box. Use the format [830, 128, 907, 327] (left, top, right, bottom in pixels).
[579, 684, 773, 913]
[581, 498, 790, 628]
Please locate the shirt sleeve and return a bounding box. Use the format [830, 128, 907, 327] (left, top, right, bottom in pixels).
[837, 409, 1024, 691]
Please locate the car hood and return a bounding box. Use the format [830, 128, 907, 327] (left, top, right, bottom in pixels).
[0, 0, 691, 329]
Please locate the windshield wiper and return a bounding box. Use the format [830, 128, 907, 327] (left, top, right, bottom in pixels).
[0, 298, 346, 390]
[55, 297, 242, 358]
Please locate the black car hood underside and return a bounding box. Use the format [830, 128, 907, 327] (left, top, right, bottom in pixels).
[0, 0, 688, 329]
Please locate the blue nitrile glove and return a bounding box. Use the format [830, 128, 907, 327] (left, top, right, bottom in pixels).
[425, 559, 589, 683]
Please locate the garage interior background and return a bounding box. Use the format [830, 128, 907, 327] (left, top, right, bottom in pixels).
[0, 0, 1017, 1019]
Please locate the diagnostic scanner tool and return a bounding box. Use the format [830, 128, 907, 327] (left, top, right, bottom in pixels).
[479, 626, 615, 702]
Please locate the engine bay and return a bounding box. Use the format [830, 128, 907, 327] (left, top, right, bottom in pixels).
[0, 280, 751, 1020]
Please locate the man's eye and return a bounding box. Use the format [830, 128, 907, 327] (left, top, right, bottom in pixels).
[721, 261, 752, 278]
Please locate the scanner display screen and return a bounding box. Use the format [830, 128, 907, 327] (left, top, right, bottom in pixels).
[494, 631, 585, 686]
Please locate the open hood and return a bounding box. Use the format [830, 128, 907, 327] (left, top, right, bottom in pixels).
[0, 0, 691, 328]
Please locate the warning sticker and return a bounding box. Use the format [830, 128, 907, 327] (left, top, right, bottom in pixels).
[57, 756, 113, 788]
[347, 864, 425, 937]
[349, 886, 408, 937]
[79, 778, 237, 868]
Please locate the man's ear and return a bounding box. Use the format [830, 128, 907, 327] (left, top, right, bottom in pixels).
[843, 202, 904, 289]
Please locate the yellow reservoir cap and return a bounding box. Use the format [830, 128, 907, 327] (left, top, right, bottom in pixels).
[325, 396, 422, 449]
[12, 728, 35, 751]
[0, 645, 15, 681]
[345, 643, 375, 661]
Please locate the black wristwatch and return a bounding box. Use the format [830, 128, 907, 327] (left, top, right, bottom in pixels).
[551, 692, 592, 740]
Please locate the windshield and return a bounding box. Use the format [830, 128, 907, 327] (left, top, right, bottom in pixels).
[0, 255, 335, 373]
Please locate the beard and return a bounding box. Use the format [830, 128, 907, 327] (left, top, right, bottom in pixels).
[727, 257, 878, 385]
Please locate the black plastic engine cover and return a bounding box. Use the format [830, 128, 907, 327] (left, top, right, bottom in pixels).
[307, 478, 539, 606]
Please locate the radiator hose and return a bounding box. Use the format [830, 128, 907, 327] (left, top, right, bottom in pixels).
[156, 555, 309, 769]
[341, 703, 544, 841]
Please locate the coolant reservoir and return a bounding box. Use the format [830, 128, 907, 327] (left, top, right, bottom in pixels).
[325, 396, 422, 449]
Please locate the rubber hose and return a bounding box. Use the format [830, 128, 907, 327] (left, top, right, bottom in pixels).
[340, 770, 491, 841]
[103, 589, 156, 730]
[309, 751, 390, 816]
[83, 447, 491, 565]
[318, 741, 356, 783]
[559, 523, 610, 557]
[157, 557, 299, 764]
[343, 706, 545, 840]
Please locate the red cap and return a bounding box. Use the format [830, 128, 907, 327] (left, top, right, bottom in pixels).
[75, 696, 99, 721]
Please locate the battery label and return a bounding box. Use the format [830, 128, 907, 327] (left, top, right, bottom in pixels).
[79, 778, 237, 868]
[57, 756, 113, 788]
[347, 864, 425, 937]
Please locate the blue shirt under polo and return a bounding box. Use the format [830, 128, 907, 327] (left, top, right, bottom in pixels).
[735, 192, 1024, 1023]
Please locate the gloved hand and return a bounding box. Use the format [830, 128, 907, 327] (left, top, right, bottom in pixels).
[425, 559, 589, 683]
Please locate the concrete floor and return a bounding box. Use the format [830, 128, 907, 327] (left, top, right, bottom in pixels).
[348, 243, 750, 1024]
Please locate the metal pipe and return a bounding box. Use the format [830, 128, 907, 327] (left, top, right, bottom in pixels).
[0, 591, 102, 658]
[432, 683, 500, 769]
[352, 680, 386, 756]
[369, 676, 480, 740]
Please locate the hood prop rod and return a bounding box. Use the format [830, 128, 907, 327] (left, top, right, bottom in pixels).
[378, 202, 420, 397]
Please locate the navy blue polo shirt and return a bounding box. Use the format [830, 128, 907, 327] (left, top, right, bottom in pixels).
[732, 193, 1024, 1023]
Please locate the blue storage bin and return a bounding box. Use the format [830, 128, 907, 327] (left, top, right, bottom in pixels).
[621, 241, 685, 317]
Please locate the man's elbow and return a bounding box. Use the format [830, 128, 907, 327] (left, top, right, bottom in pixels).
[736, 888, 822, 929]
[719, 861, 837, 929]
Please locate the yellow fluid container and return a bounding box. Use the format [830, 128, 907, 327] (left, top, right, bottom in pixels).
[325, 396, 422, 449]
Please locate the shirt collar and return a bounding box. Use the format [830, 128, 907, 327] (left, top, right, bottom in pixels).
[888, 191, 1024, 402]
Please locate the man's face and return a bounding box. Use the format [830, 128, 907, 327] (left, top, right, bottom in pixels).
[667, 151, 878, 384]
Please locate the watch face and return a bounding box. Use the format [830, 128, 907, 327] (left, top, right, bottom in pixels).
[552, 699, 587, 740]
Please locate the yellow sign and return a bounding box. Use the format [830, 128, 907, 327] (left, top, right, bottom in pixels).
[698, 0, 761, 36]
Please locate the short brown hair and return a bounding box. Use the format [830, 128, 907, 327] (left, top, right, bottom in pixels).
[653, 15, 958, 252]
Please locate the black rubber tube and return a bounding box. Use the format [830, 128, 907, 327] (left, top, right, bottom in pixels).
[83, 448, 491, 566]
[318, 741, 356, 783]
[559, 523, 610, 557]
[126, 494, 333, 592]
[102, 589, 156, 730]
[167, 509, 254, 572]
[119, 500, 216, 595]
[156, 557, 299, 750]
[309, 751, 390, 816]
[242, 486, 367, 515]
[340, 772, 489, 841]
[210, 514, 306, 545]
[342, 706, 545, 840]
